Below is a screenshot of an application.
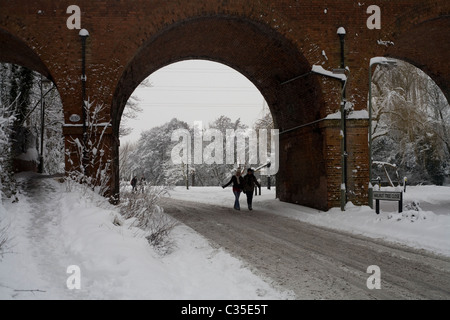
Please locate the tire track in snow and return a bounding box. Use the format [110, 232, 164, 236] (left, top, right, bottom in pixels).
[162, 197, 450, 300]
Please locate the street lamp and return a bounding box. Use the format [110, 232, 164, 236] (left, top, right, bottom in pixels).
[79, 29, 89, 175]
[337, 27, 347, 211]
[38, 75, 52, 174]
[337, 27, 346, 68]
[368, 57, 397, 208]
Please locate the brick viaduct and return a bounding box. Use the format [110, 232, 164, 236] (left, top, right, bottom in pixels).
[1, 0, 449, 210]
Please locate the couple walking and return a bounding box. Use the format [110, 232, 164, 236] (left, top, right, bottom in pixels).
[222, 168, 261, 211]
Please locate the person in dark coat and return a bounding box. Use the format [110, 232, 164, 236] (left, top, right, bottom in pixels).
[242, 168, 261, 211]
[131, 177, 138, 192]
[222, 169, 244, 210]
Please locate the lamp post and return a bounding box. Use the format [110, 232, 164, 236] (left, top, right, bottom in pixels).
[368, 57, 397, 208]
[79, 29, 89, 175]
[337, 27, 347, 211]
[38, 75, 52, 174]
[337, 27, 346, 68]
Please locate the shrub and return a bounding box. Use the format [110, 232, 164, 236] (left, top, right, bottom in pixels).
[119, 187, 178, 253]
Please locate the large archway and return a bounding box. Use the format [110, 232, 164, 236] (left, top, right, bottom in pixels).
[111, 16, 332, 209]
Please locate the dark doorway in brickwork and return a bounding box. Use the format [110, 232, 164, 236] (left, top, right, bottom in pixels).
[369, 59, 450, 192]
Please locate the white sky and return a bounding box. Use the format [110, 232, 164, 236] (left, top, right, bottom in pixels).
[120, 60, 268, 144]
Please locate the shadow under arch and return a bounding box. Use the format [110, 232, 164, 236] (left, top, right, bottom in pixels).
[111, 16, 328, 208]
[0, 28, 53, 81]
[385, 16, 450, 104]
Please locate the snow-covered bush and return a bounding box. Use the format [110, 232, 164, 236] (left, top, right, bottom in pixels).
[65, 100, 112, 198]
[119, 186, 177, 252]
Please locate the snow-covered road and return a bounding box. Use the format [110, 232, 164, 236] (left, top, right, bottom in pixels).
[162, 197, 450, 299]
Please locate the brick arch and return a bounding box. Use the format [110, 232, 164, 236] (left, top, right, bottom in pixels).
[0, 28, 52, 80]
[112, 16, 324, 133]
[385, 16, 450, 104]
[110, 16, 329, 207]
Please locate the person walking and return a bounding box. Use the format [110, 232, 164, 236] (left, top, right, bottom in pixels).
[139, 176, 146, 193]
[131, 177, 138, 192]
[222, 169, 244, 210]
[243, 168, 261, 211]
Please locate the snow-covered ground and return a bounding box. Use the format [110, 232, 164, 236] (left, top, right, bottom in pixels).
[0, 174, 292, 300]
[169, 185, 450, 257]
[0, 173, 448, 300]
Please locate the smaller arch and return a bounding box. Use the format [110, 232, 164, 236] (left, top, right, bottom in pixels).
[111, 16, 324, 136]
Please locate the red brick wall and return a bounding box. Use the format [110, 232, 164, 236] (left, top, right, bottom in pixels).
[1, 0, 448, 209]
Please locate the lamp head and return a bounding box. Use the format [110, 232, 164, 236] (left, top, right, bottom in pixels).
[337, 27, 346, 40]
[79, 29, 90, 38]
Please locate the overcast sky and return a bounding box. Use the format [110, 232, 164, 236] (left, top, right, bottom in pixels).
[120, 60, 268, 145]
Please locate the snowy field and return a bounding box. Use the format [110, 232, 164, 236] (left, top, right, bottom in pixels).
[0, 173, 448, 300]
[169, 185, 450, 257]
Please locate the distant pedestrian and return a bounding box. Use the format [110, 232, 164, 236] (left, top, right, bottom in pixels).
[131, 177, 138, 192]
[222, 169, 244, 210]
[139, 176, 146, 193]
[243, 168, 261, 211]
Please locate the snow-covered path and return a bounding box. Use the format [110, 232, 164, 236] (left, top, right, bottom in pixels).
[21, 176, 79, 299]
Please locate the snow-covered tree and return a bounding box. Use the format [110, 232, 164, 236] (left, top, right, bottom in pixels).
[371, 60, 450, 185]
[0, 63, 64, 176]
[120, 95, 143, 138]
[254, 106, 276, 186]
[127, 118, 190, 186]
[190, 116, 249, 186]
[119, 80, 151, 138]
[0, 96, 17, 201]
